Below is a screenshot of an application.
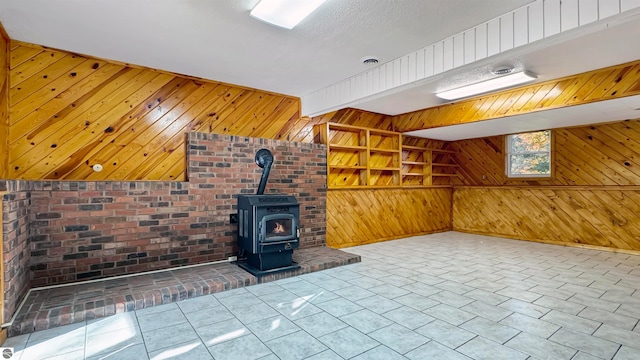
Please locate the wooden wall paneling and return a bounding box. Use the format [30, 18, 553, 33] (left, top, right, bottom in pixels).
[6, 41, 307, 181]
[564, 127, 640, 183]
[326, 188, 452, 248]
[393, 60, 640, 132]
[10, 58, 115, 124]
[93, 79, 212, 180]
[0, 25, 8, 178]
[453, 120, 640, 186]
[554, 130, 625, 185]
[9, 63, 125, 138]
[63, 79, 213, 180]
[8, 45, 43, 69]
[9, 50, 67, 89]
[11, 67, 172, 179]
[453, 187, 640, 251]
[281, 116, 318, 143]
[10, 55, 87, 106]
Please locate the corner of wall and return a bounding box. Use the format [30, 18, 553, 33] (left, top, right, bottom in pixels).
[0, 22, 9, 179]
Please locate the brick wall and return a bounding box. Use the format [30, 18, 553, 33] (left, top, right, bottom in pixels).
[1, 133, 327, 299]
[1, 181, 31, 322]
[187, 133, 327, 248]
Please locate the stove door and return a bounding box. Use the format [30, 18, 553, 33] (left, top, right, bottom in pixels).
[259, 213, 297, 243]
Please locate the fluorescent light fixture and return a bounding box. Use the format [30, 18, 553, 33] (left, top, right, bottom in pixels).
[250, 0, 326, 29]
[436, 71, 538, 100]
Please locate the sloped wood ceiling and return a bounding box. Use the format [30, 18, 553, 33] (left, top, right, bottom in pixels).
[394, 59, 640, 132]
[8, 42, 308, 181]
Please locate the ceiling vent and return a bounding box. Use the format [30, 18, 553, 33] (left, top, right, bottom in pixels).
[492, 66, 514, 75]
[361, 56, 381, 65]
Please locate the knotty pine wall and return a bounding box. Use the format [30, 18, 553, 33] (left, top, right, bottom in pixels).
[0, 28, 8, 178]
[451, 119, 640, 252]
[327, 188, 452, 248]
[9, 41, 308, 181]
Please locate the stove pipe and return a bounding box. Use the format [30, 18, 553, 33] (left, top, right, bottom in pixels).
[255, 148, 274, 195]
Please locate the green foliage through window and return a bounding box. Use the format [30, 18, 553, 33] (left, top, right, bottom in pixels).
[507, 130, 551, 177]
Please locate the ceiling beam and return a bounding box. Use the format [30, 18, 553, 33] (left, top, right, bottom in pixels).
[393, 59, 640, 132]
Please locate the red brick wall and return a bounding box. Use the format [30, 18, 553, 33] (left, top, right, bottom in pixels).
[187, 133, 327, 249]
[1, 181, 31, 322]
[2, 133, 326, 293]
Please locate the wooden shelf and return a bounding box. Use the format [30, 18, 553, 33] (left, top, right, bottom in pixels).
[401, 145, 427, 150]
[328, 184, 453, 190]
[369, 128, 400, 135]
[329, 144, 367, 151]
[315, 123, 459, 188]
[371, 167, 401, 171]
[329, 165, 366, 170]
[327, 123, 367, 131]
[370, 148, 400, 153]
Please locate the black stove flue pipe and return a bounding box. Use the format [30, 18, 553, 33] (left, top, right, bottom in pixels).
[255, 148, 274, 195]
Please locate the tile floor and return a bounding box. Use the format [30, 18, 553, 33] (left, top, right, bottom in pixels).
[3, 231, 640, 360]
[11, 246, 360, 336]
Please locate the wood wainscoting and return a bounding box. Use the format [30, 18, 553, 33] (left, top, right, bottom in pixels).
[453, 186, 640, 252]
[327, 187, 452, 248]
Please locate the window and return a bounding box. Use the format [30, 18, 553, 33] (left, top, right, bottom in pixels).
[506, 130, 551, 178]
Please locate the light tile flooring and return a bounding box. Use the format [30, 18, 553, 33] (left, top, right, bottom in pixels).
[4, 232, 640, 360]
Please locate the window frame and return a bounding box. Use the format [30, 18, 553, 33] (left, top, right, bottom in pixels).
[505, 130, 553, 179]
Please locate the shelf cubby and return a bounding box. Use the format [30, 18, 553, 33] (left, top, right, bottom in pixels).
[314, 122, 457, 188]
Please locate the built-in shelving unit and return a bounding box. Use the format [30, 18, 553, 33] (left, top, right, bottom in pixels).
[314, 122, 458, 188]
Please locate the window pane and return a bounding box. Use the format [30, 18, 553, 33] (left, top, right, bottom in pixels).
[509, 153, 550, 175]
[509, 130, 550, 153]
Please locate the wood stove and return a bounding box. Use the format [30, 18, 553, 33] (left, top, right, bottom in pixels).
[237, 149, 301, 275]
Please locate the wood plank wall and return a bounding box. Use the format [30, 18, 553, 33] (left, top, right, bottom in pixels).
[451, 119, 640, 251]
[6, 41, 395, 181]
[8, 41, 309, 181]
[0, 26, 8, 178]
[453, 187, 640, 251]
[394, 59, 640, 132]
[327, 188, 452, 248]
[451, 120, 640, 186]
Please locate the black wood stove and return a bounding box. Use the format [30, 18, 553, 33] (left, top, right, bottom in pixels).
[237, 149, 301, 276]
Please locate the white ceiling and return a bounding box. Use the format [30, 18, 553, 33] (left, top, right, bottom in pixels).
[1, 0, 640, 139]
[0, 0, 533, 98]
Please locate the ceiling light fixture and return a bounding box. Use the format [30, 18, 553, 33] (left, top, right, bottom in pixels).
[436, 71, 538, 100]
[250, 0, 326, 29]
